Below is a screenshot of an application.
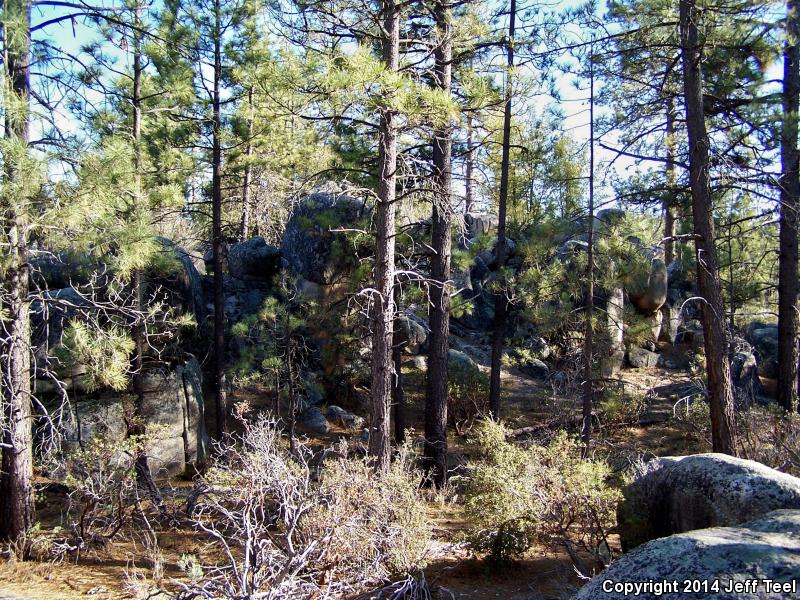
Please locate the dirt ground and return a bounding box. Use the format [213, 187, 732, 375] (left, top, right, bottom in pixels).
[0, 340, 708, 600]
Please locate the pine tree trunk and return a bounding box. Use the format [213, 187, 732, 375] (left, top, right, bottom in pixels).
[392, 284, 406, 445]
[679, 0, 737, 454]
[581, 49, 595, 451]
[465, 114, 474, 215]
[664, 101, 676, 266]
[368, 0, 399, 470]
[779, 0, 800, 413]
[240, 86, 254, 241]
[489, 0, 516, 418]
[212, 0, 228, 438]
[0, 0, 33, 544]
[424, 0, 453, 486]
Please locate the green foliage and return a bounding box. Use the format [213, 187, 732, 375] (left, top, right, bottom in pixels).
[58, 321, 135, 392]
[460, 420, 621, 567]
[597, 386, 647, 425]
[448, 356, 490, 434]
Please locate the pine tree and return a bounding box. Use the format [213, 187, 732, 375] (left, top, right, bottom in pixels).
[778, 0, 800, 413]
[0, 0, 34, 543]
[424, 0, 454, 486]
[488, 0, 516, 418]
[679, 0, 737, 455]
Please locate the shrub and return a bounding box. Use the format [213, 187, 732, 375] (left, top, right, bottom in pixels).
[674, 401, 800, 476]
[460, 419, 621, 572]
[737, 405, 800, 476]
[597, 387, 647, 426]
[175, 415, 429, 599]
[448, 357, 490, 434]
[57, 436, 142, 559]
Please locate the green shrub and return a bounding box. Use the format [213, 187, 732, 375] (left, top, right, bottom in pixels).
[460, 419, 621, 571]
[448, 357, 490, 434]
[598, 387, 647, 426]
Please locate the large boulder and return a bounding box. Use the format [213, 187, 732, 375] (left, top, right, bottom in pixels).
[617, 453, 800, 551]
[465, 213, 497, 237]
[227, 236, 281, 281]
[628, 258, 668, 314]
[730, 350, 765, 407]
[746, 325, 779, 379]
[572, 510, 800, 600]
[395, 312, 428, 355]
[154, 238, 207, 326]
[627, 347, 660, 369]
[29, 250, 100, 289]
[281, 192, 368, 286]
[57, 357, 209, 477]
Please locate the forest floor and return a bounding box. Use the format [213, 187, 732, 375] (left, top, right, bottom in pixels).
[0, 337, 710, 600]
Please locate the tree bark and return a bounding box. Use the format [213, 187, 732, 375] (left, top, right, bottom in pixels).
[679, 0, 737, 454]
[239, 86, 254, 241]
[488, 0, 515, 418]
[424, 0, 453, 486]
[664, 99, 676, 266]
[392, 284, 406, 445]
[779, 0, 800, 413]
[212, 0, 228, 438]
[368, 0, 399, 470]
[0, 0, 34, 544]
[581, 46, 595, 451]
[465, 113, 474, 215]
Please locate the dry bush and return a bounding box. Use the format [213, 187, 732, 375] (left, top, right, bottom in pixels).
[737, 406, 800, 476]
[674, 401, 800, 476]
[55, 436, 143, 559]
[174, 415, 429, 599]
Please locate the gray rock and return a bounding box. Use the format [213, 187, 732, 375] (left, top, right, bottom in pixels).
[659, 302, 682, 344]
[326, 405, 365, 429]
[396, 312, 428, 355]
[31, 287, 92, 377]
[657, 350, 690, 370]
[227, 236, 281, 280]
[629, 258, 668, 314]
[300, 406, 330, 434]
[645, 310, 663, 344]
[153, 238, 207, 326]
[465, 213, 498, 237]
[281, 192, 368, 285]
[448, 348, 479, 373]
[601, 286, 626, 378]
[140, 358, 209, 475]
[596, 208, 627, 226]
[730, 351, 764, 408]
[572, 510, 800, 600]
[29, 250, 98, 289]
[57, 358, 209, 477]
[520, 358, 549, 380]
[628, 347, 660, 369]
[411, 355, 428, 371]
[617, 453, 800, 551]
[746, 326, 779, 379]
[678, 319, 704, 345]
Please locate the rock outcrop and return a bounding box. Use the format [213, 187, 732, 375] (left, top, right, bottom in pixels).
[617, 453, 800, 551]
[58, 357, 209, 477]
[227, 236, 281, 281]
[573, 510, 800, 600]
[281, 192, 368, 287]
